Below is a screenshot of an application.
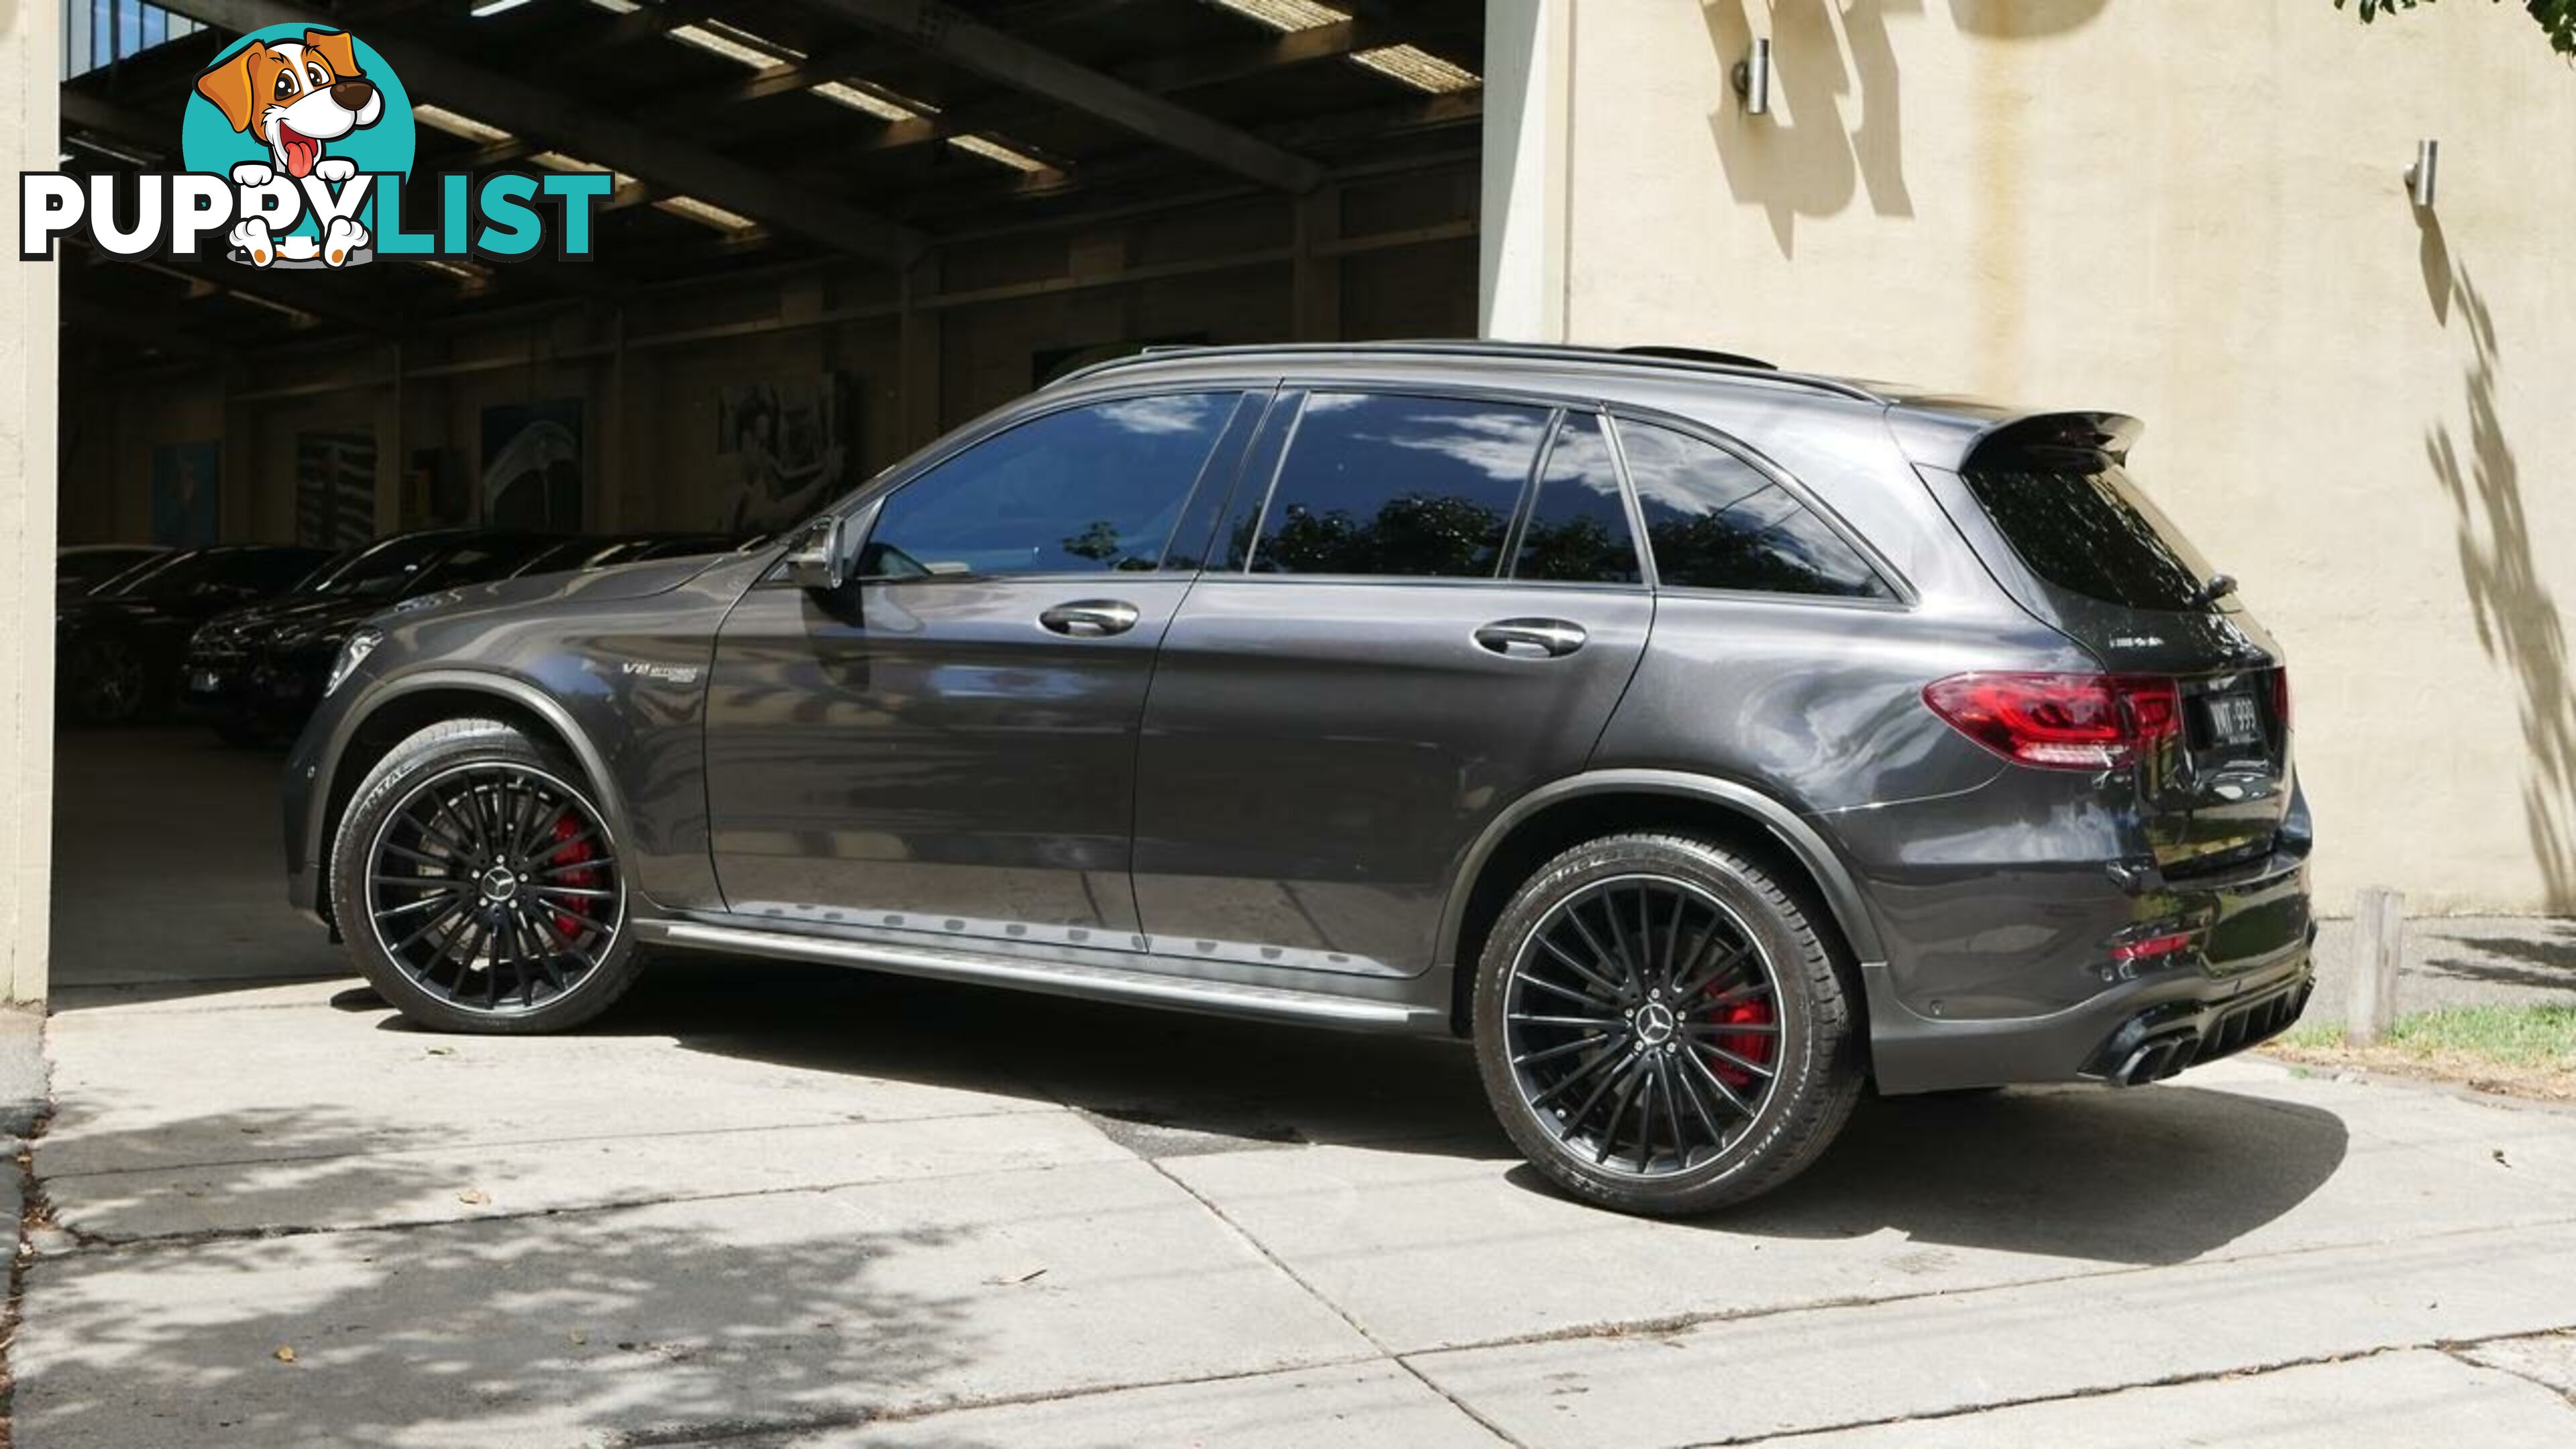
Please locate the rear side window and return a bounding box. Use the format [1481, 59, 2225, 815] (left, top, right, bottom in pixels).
[1250, 393, 1550, 578]
[1615, 420, 1891, 599]
[1513, 415, 1642, 585]
[863, 392, 1240, 579]
[1962, 463, 2213, 611]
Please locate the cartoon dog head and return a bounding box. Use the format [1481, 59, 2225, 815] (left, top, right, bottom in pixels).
[194, 30, 383, 181]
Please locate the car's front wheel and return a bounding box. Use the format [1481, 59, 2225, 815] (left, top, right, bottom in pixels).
[331, 718, 642, 1033]
[1472, 833, 1864, 1216]
[68, 639, 150, 725]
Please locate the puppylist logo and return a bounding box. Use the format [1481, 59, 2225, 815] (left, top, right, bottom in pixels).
[20, 25, 612, 267]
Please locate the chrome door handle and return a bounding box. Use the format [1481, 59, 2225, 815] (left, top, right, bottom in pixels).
[1038, 600, 1141, 637]
[1474, 618, 1587, 658]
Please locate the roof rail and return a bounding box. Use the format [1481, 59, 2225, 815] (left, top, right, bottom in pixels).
[1046, 341, 1886, 403]
[1617, 344, 1774, 370]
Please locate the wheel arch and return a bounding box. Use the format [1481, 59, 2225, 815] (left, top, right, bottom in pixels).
[1439, 771, 1886, 1037]
[311, 671, 631, 929]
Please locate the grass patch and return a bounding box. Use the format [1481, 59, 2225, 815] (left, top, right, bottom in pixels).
[2267, 1005, 2576, 1100]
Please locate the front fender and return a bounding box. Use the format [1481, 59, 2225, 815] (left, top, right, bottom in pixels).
[287, 664, 712, 925]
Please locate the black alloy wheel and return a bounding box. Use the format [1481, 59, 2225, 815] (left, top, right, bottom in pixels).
[1474, 833, 1863, 1216]
[333, 718, 645, 1033]
[72, 639, 148, 724]
[364, 761, 622, 1016]
[1501, 874, 1784, 1176]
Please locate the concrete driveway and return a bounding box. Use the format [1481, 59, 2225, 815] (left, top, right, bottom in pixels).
[21, 729, 2576, 1446]
[18, 958, 2576, 1448]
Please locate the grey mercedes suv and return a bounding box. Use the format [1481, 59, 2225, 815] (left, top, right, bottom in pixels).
[284, 342, 2314, 1215]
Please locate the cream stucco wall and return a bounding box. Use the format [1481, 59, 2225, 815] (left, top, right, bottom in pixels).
[1486, 0, 2576, 916]
[0, 0, 58, 1000]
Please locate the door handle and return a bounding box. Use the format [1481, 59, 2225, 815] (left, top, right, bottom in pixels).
[1474, 618, 1588, 658]
[1038, 600, 1141, 637]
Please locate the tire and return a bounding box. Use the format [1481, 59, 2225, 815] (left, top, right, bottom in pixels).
[68, 639, 150, 725]
[330, 717, 642, 1034]
[1471, 833, 1864, 1216]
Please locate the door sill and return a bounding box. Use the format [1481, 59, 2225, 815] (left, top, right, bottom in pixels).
[637, 917, 1444, 1032]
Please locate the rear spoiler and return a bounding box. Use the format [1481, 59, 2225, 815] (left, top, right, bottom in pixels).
[1958, 411, 2144, 471]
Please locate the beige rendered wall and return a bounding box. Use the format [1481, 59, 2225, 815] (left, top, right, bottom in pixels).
[1485, 0, 2576, 916]
[0, 0, 57, 1000]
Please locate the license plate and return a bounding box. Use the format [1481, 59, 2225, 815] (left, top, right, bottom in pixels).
[189, 670, 221, 694]
[2206, 692, 2262, 747]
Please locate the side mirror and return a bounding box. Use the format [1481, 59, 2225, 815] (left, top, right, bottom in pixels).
[782, 515, 849, 592]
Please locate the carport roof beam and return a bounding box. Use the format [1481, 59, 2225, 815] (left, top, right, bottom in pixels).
[792, 0, 1330, 194]
[154, 0, 931, 265]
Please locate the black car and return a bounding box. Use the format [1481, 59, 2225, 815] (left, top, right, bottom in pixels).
[285, 342, 2313, 1216]
[187, 531, 570, 743]
[57, 543, 332, 724]
[580, 533, 748, 568]
[56, 544, 169, 600]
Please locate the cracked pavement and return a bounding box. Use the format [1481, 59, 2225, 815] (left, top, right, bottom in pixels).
[19, 730, 2576, 1447]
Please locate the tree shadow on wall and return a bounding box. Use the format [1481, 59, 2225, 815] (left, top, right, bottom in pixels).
[2419, 211, 2576, 911]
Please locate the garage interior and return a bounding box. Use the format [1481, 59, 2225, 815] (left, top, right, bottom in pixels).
[49, 0, 1485, 996]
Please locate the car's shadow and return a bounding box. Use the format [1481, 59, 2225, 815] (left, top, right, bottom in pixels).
[352, 952, 2351, 1266]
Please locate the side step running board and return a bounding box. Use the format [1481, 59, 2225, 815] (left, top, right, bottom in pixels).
[638, 918, 1440, 1031]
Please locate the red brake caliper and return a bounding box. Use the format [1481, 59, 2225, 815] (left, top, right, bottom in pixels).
[547, 813, 598, 941]
[1705, 996, 1776, 1089]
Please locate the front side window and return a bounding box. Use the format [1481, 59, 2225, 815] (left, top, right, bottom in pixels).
[1249, 392, 1552, 578]
[860, 392, 1239, 580]
[1615, 419, 1891, 600]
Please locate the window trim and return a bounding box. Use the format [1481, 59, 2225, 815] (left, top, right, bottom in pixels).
[1604, 405, 1917, 610]
[1502, 409, 1653, 591]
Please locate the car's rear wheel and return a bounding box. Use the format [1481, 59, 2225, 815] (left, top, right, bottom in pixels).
[1472, 833, 1863, 1216]
[331, 718, 642, 1033]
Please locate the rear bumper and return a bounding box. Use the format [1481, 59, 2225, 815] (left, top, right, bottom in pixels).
[1868, 936, 2314, 1094]
[2082, 968, 2314, 1085]
[1863, 832, 2316, 1095]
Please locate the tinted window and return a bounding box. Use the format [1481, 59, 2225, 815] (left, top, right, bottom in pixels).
[862, 393, 1238, 580]
[412, 537, 551, 592]
[1514, 415, 1642, 585]
[1962, 463, 2214, 611]
[1616, 420, 1890, 599]
[1250, 393, 1550, 578]
[319, 535, 461, 599]
[99, 551, 193, 596]
[197, 548, 326, 593]
[60, 550, 158, 590]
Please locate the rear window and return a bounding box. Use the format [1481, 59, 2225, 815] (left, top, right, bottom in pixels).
[1962, 463, 2215, 612]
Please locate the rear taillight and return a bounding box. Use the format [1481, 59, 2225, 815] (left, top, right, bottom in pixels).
[2268, 665, 2291, 733]
[1922, 672, 2183, 771]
